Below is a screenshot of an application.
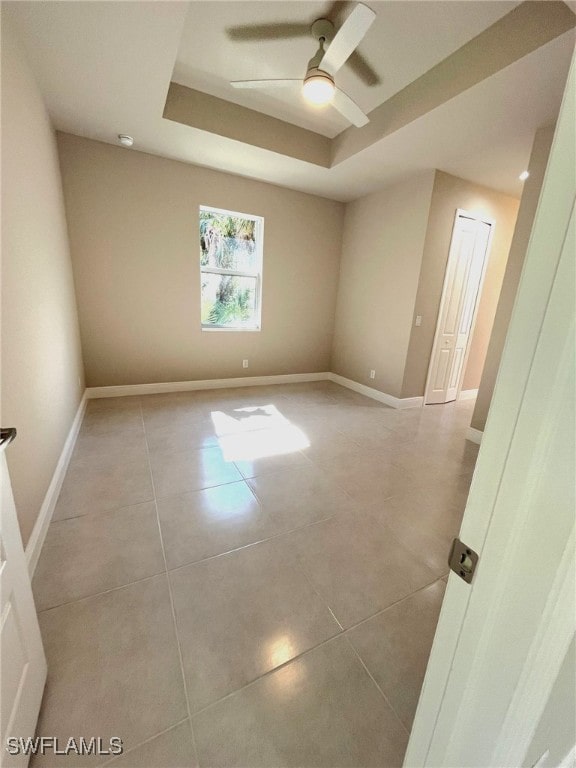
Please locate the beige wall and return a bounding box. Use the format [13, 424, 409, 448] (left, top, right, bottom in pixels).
[402, 171, 519, 399]
[331, 172, 436, 398]
[1, 18, 85, 545]
[57, 133, 344, 388]
[472, 124, 555, 431]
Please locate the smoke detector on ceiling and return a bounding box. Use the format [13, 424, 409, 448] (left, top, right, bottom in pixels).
[118, 134, 134, 147]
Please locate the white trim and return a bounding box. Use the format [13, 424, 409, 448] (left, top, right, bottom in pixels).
[86, 372, 330, 399]
[458, 388, 478, 401]
[85, 371, 425, 410]
[25, 393, 87, 576]
[328, 373, 423, 409]
[466, 426, 483, 444]
[201, 267, 257, 278]
[492, 527, 575, 766]
[201, 326, 261, 333]
[199, 204, 261, 223]
[559, 745, 576, 768]
[531, 750, 550, 768]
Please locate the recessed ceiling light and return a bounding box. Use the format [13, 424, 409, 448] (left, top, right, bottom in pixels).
[118, 134, 134, 147]
[519, 170, 530, 181]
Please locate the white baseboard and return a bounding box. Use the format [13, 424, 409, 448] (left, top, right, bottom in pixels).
[86, 372, 330, 399]
[86, 371, 424, 410]
[25, 393, 87, 576]
[328, 373, 423, 409]
[459, 388, 479, 401]
[466, 426, 484, 445]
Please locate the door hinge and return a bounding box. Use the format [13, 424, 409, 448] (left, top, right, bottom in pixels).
[448, 538, 478, 584]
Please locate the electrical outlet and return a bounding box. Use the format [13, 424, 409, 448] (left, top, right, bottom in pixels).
[242, 359, 249, 368]
[369, 370, 376, 379]
[415, 315, 422, 327]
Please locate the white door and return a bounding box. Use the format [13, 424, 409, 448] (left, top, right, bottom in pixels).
[406, 49, 575, 768]
[0, 434, 47, 768]
[425, 211, 493, 404]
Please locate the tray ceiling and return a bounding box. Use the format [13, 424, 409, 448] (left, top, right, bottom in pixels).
[4, 1, 575, 201]
[173, 1, 521, 138]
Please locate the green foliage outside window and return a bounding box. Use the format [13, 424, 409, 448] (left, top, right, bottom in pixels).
[199, 208, 262, 329]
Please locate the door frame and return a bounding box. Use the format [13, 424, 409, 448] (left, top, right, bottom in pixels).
[0, 447, 48, 768]
[424, 209, 495, 405]
[405, 50, 575, 767]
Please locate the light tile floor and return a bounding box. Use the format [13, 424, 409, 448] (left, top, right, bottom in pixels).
[32, 381, 478, 767]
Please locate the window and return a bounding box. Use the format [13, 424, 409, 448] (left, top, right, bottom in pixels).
[199, 206, 263, 331]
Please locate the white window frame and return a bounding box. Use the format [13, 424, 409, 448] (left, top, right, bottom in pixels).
[199, 205, 264, 332]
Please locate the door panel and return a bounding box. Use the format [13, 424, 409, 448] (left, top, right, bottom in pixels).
[443, 232, 473, 336]
[448, 347, 464, 390]
[0, 448, 47, 768]
[2, 602, 28, 721]
[433, 348, 451, 391]
[406, 51, 575, 766]
[425, 213, 493, 404]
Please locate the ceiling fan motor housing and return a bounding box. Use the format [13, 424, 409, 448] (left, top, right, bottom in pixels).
[303, 67, 335, 88]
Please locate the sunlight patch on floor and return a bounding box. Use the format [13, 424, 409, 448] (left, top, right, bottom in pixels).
[211, 405, 310, 461]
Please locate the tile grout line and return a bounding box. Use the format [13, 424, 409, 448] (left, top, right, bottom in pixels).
[99, 718, 190, 768]
[62, 390, 468, 758]
[189, 632, 350, 719]
[36, 569, 167, 614]
[301, 567, 344, 632]
[286, 548, 345, 633]
[188, 574, 448, 721]
[341, 574, 448, 634]
[61, 401, 193, 768]
[36, 528, 446, 618]
[37, 500, 350, 614]
[45, 497, 156, 527]
[343, 634, 411, 738]
[227, 481, 350, 683]
[139, 398, 201, 768]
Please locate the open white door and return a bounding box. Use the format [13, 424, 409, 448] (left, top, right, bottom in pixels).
[406, 51, 575, 767]
[425, 211, 493, 405]
[0, 432, 47, 767]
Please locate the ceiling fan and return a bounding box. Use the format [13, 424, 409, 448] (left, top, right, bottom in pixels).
[229, 3, 376, 128]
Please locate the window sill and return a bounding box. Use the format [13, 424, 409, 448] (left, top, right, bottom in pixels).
[201, 326, 261, 333]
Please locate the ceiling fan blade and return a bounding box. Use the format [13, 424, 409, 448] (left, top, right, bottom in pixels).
[332, 87, 369, 127]
[319, 3, 376, 76]
[227, 23, 309, 41]
[231, 79, 300, 90]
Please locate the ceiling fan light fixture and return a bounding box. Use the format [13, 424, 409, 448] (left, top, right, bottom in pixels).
[302, 69, 335, 106]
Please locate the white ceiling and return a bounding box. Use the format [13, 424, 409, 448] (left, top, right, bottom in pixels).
[328, 31, 572, 199]
[4, 1, 574, 202]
